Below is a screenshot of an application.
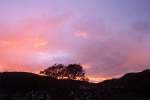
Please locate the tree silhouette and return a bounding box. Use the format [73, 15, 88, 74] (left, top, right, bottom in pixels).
[40, 64, 65, 79]
[40, 64, 88, 81]
[66, 64, 85, 80]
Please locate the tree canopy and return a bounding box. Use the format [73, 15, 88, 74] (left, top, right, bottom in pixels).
[40, 64, 88, 81]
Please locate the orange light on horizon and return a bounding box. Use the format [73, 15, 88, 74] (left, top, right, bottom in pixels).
[87, 75, 111, 83]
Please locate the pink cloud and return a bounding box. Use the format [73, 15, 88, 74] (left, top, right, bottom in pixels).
[0, 11, 150, 82]
[0, 14, 72, 72]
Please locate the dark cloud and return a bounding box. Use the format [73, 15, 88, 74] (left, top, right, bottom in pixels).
[130, 21, 150, 42]
[67, 17, 150, 77]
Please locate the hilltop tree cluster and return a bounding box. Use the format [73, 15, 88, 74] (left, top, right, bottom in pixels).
[40, 64, 88, 81]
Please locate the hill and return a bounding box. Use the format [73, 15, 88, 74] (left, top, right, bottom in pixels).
[95, 69, 150, 100]
[0, 70, 150, 100]
[0, 72, 95, 100]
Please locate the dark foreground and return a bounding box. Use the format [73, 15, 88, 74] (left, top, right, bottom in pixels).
[0, 70, 150, 100]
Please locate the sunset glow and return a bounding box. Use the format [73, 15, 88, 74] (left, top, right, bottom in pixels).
[0, 0, 150, 82]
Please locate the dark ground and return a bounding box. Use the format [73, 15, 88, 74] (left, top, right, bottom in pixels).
[0, 69, 150, 100]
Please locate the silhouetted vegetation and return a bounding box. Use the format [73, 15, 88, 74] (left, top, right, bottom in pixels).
[40, 64, 88, 81]
[0, 69, 150, 100]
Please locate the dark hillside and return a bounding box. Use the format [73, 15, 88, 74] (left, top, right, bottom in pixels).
[0, 70, 150, 100]
[0, 72, 95, 100]
[96, 69, 150, 100]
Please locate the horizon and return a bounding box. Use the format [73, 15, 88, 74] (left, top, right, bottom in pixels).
[0, 68, 149, 83]
[0, 0, 150, 82]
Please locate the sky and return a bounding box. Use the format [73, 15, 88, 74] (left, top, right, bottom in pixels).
[0, 0, 150, 82]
